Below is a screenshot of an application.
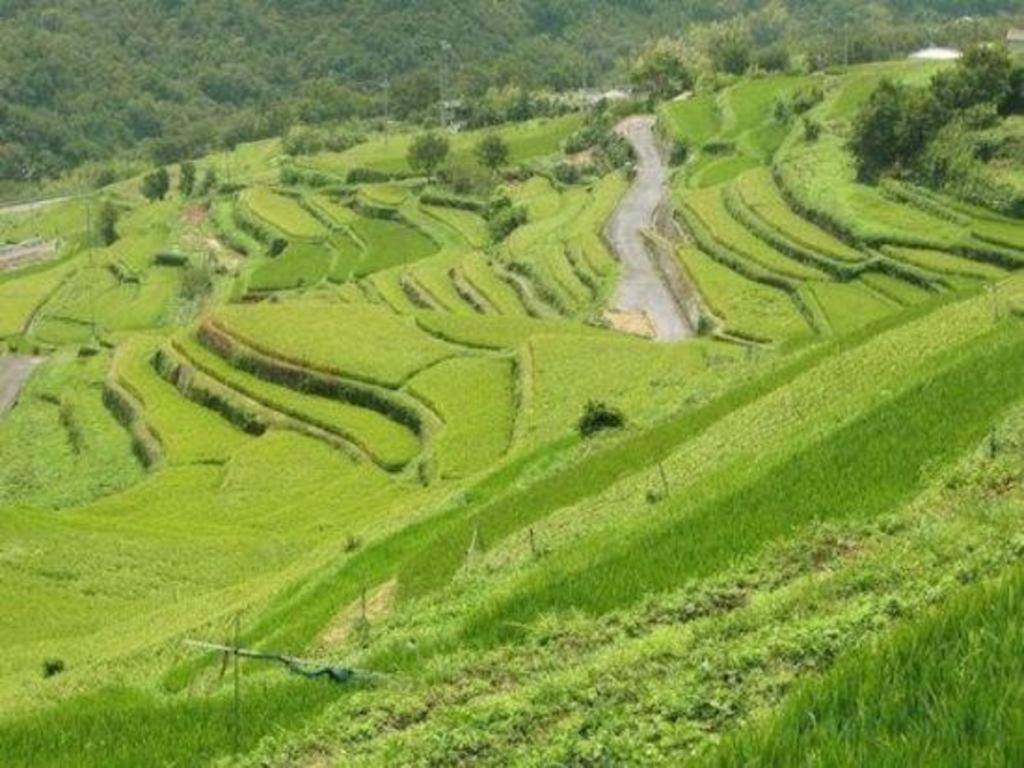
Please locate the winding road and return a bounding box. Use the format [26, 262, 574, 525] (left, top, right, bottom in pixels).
[0, 356, 42, 418]
[607, 116, 693, 341]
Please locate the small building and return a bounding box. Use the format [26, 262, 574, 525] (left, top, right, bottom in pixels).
[909, 46, 962, 61]
[1008, 29, 1024, 53]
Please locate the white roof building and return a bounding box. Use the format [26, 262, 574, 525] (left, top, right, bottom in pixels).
[909, 47, 962, 61]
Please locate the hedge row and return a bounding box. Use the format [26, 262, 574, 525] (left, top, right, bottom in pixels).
[101, 377, 163, 469]
[197, 322, 425, 436]
[420, 191, 487, 213]
[152, 347, 268, 436]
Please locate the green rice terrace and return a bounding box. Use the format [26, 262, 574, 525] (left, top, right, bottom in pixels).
[2, 53, 1024, 767]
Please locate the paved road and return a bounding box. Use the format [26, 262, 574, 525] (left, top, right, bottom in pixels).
[0, 356, 42, 417]
[608, 116, 692, 341]
[0, 239, 58, 269]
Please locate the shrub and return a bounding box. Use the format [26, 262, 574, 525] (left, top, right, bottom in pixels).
[669, 138, 690, 166]
[180, 161, 197, 196]
[754, 45, 790, 73]
[268, 238, 288, 257]
[153, 252, 190, 267]
[98, 202, 119, 245]
[141, 168, 170, 201]
[803, 117, 822, 142]
[181, 263, 215, 301]
[407, 132, 450, 178]
[578, 401, 626, 438]
[552, 162, 581, 185]
[486, 195, 527, 243]
[42, 659, 65, 678]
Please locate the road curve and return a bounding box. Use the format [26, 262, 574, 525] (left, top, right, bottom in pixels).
[607, 116, 692, 341]
[0, 356, 42, 418]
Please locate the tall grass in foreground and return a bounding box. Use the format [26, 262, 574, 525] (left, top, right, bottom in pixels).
[698, 566, 1024, 767]
[462, 327, 1024, 645]
[0, 678, 343, 768]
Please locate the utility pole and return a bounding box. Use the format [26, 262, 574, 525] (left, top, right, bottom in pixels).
[83, 193, 98, 341]
[439, 40, 452, 132]
[382, 77, 392, 143]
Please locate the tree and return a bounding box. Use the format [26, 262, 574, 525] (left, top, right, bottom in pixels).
[407, 133, 450, 178]
[198, 167, 218, 195]
[849, 79, 944, 182]
[932, 44, 1015, 115]
[98, 202, 119, 245]
[475, 134, 509, 172]
[141, 168, 170, 201]
[706, 21, 752, 76]
[180, 161, 196, 196]
[629, 39, 693, 100]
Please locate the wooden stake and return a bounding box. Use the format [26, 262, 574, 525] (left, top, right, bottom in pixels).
[233, 614, 241, 754]
[658, 462, 669, 498]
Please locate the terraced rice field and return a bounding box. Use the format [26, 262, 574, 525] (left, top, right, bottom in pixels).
[240, 188, 327, 240]
[2, 64, 1024, 767]
[408, 356, 515, 477]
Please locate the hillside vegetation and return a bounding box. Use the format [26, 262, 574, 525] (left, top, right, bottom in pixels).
[1, 41, 1023, 767]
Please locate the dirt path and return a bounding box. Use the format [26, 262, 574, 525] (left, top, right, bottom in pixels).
[0, 356, 43, 417]
[0, 195, 73, 216]
[607, 116, 693, 341]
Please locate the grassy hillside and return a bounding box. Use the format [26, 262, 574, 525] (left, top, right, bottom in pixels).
[1, 55, 1023, 767]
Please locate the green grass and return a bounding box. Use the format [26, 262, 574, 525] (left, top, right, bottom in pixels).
[0, 353, 144, 509]
[240, 189, 326, 241]
[0, 261, 75, 338]
[688, 153, 762, 189]
[807, 280, 898, 335]
[859, 272, 935, 306]
[733, 168, 866, 263]
[0, 676, 343, 768]
[522, 333, 740, 448]
[314, 199, 439, 278]
[34, 264, 181, 342]
[677, 246, 810, 341]
[414, 312, 608, 349]
[658, 93, 720, 146]
[458, 254, 529, 316]
[700, 565, 1024, 768]
[349, 215, 438, 277]
[359, 183, 411, 207]
[248, 241, 333, 292]
[408, 356, 515, 478]
[213, 300, 458, 388]
[112, 336, 253, 464]
[883, 246, 1007, 281]
[680, 187, 826, 281]
[304, 115, 583, 177]
[422, 205, 489, 250]
[463, 325, 1024, 644]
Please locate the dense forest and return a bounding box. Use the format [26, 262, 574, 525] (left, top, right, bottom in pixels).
[0, 0, 1021, 187]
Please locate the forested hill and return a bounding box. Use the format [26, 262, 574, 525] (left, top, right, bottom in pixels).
[0, 0, 1020, 186]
